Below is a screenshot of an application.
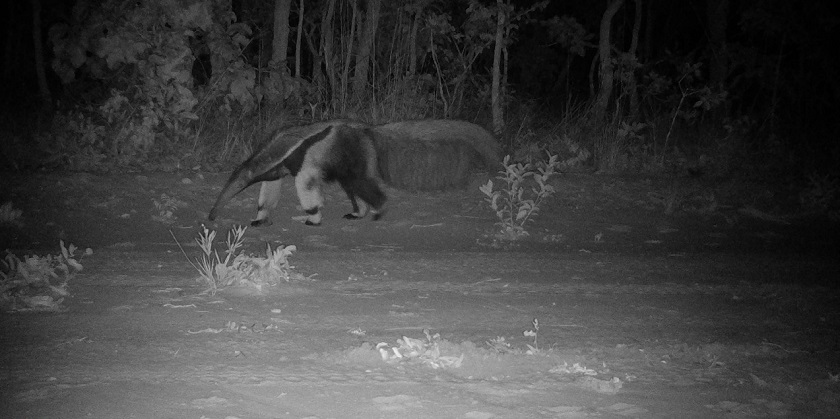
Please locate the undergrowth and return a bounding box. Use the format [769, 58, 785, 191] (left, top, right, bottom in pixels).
[173, 225, 302, 295]
[480, 153, 560, 240]
[0, 241, 92, 312]
[0, 202, 23, 227]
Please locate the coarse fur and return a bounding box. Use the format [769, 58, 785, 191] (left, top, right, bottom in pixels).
[208, 119, 500, 226]
[372, 120, 501, 190]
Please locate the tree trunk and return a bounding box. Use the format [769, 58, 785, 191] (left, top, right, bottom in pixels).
[303, 16, 324, 89]
[352, 0, 381, 104]
[628, 0, 642, 119]
[271, 0, 292, 100]
[340, 0, 358, 111]
[31, 0, 51, 107]
[642, 0, 654, 60]
[272, 0, 291, 69]
[294, 0, 304, 78]
[706, 0, 728, 88]
[321, 0, 336, 105]
[491, 0, 505, 135]
[408, 4, 422, 77]
[629, 0, 641, 54]
[593, 0, 624, 121]
[502, 28, 509, 104]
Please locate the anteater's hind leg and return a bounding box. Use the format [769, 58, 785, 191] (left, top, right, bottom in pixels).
[340, 180, 369, 220]
[343, 177, 386, 221]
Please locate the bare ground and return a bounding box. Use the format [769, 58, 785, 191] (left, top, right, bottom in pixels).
[1, 171, 839, 418]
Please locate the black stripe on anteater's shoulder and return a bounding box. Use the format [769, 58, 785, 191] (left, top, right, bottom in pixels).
[318, 124, 373, 182]
[282, 125, 333, 176]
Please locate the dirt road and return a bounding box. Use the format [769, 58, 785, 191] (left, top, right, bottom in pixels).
[1, 172, 838, 418]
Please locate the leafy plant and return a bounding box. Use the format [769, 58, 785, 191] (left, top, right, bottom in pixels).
[655, 62, 727, 160]
[480, 153, 560, 240]
[48, 0, 255, 167]
[376, 329, 464, 369]
[227, 242, 300, 290]
[191, 224, 246, 294]
[152, 193, 187, 224]
[486, 336, 515, 354]
[37, 111, 109, 171]
[175, 225, 300, 295]
[594, 116, 648, 173]
[0, 202, 23, 227]
[0, 241, 92, 312]
[524, 318, 540, 354]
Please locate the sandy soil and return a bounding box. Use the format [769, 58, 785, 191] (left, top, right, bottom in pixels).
[1, 171, 839, 418]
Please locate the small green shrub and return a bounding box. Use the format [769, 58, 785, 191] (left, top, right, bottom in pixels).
[524, 318, 541, 354]
[181, 225, 300, 294]
[479, 153, 560, 240]
[152, 193, 187, 224]
[0, 241, 92, 312]
[0, 202, 23, 227]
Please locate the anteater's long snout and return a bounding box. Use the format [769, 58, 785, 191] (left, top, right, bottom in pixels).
[207, 171, 250, 221]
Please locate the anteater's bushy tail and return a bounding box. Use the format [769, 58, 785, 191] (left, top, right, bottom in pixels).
[371, 120, 501, 191]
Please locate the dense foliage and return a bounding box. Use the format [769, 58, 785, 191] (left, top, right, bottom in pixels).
[1, 0, 836, 205]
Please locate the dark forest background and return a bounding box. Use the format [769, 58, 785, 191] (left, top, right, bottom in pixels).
[1, 0, 838, 215]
